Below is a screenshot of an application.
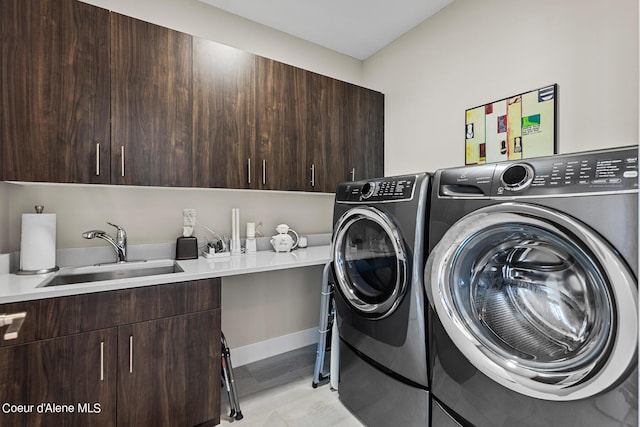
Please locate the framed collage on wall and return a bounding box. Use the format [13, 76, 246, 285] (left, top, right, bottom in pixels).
[465, 84, 557, 165]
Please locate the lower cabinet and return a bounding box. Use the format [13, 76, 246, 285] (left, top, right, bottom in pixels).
[0, 329, 117, 426]
[0, 279, 221, 427]
[117, 310, 220, 426]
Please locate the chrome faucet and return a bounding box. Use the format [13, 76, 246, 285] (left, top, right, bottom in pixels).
[83, 222, 127, 263]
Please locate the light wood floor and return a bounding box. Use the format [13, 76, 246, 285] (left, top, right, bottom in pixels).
[220, 345, 364, 426]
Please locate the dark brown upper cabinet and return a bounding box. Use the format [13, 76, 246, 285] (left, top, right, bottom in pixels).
[110, 14, 193, 187]
[0, 0, 111, 183]
[302, 74, 384, 192]
[304, 74, 348, 193]
[344, 83, 385, 183]
[255, 57, 308, 191]
[192, 39, 256, 189]
[193, 43, 310, 192]
[1, 0, 383, 191]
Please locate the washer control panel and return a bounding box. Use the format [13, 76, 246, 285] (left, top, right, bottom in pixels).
[438, 146, 638, 198]
[336, 175, 418, 202]
[492, 146, 638, 196]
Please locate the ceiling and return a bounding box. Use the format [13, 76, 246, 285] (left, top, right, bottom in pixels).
[198, 0, 454, 60]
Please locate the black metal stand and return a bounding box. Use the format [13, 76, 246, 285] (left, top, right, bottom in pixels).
[221, 332, 244, 420]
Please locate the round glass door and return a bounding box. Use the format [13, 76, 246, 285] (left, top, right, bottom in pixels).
[332, 207, 407, 318]
[426, 203, 638, 401]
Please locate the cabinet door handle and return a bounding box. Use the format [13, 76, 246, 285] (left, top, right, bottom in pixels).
[100, 341, 104, 381]
[129, 335, 133, 373]
[0, 312, 27, 340]
[96, 143, 100, 176]
[247, 158, 251, 184]
[310, 164, 315, 187]
[262, 160, 266, 185]
[350, 168, 356, 181]
[120, 146, 126, 177]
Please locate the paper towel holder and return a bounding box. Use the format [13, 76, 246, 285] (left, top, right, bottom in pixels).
[16, 266, 59, 275]
[16, 205, 60, 275]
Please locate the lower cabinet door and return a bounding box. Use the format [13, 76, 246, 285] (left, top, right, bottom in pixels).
[117, 309, 221, 427]
[0, 329, 117, 427]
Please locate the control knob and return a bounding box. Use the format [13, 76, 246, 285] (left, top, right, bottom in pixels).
[361, 181, 376, 199]
[500, 163, 534, 191]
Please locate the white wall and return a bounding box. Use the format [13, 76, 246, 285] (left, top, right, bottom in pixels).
[363, 0, 639, 175]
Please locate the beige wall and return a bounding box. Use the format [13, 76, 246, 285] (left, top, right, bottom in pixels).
[5, 183, 333, 251]
[363, 0, 639, 175]
[4, 182, 334, 350]
[0, 183, 8, 254]
[222, 266, 324, 346]
[78, 0, 364, 86]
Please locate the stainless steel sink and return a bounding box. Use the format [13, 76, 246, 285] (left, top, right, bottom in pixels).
[41, 260, 183, 287]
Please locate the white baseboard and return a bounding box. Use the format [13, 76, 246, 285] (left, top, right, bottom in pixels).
[229, 327, 319, 367]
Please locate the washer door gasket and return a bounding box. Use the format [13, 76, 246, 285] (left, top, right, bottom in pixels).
[426, 202, 637, 401]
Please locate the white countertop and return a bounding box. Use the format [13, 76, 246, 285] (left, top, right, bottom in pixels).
[0, 245, 331, 304]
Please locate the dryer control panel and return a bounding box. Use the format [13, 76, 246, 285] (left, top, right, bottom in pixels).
[336, 174, 418, 202]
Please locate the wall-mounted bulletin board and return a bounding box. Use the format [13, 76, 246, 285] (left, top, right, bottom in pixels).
[465, 84, 557, 165]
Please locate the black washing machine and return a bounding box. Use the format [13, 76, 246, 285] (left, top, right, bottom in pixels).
[425, 146, 638, 426]
[332, 173, 432, 427]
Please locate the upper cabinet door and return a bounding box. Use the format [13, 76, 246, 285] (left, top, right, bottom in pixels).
[0, 0, 111, 183]
[110, 14, 193, 187]
[255, 57, 307, 191]
[304, 73, 348, 193]
[345, 84, 385, 181]
[305, 77, 384, 191]
[192, 39, 256, 189]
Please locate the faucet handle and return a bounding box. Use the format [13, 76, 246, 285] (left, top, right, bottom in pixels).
[107, 222, 126, 239]
[107, 222, 124, 231]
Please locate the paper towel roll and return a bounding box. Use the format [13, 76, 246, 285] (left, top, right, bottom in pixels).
[19, 213, 58, 273]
